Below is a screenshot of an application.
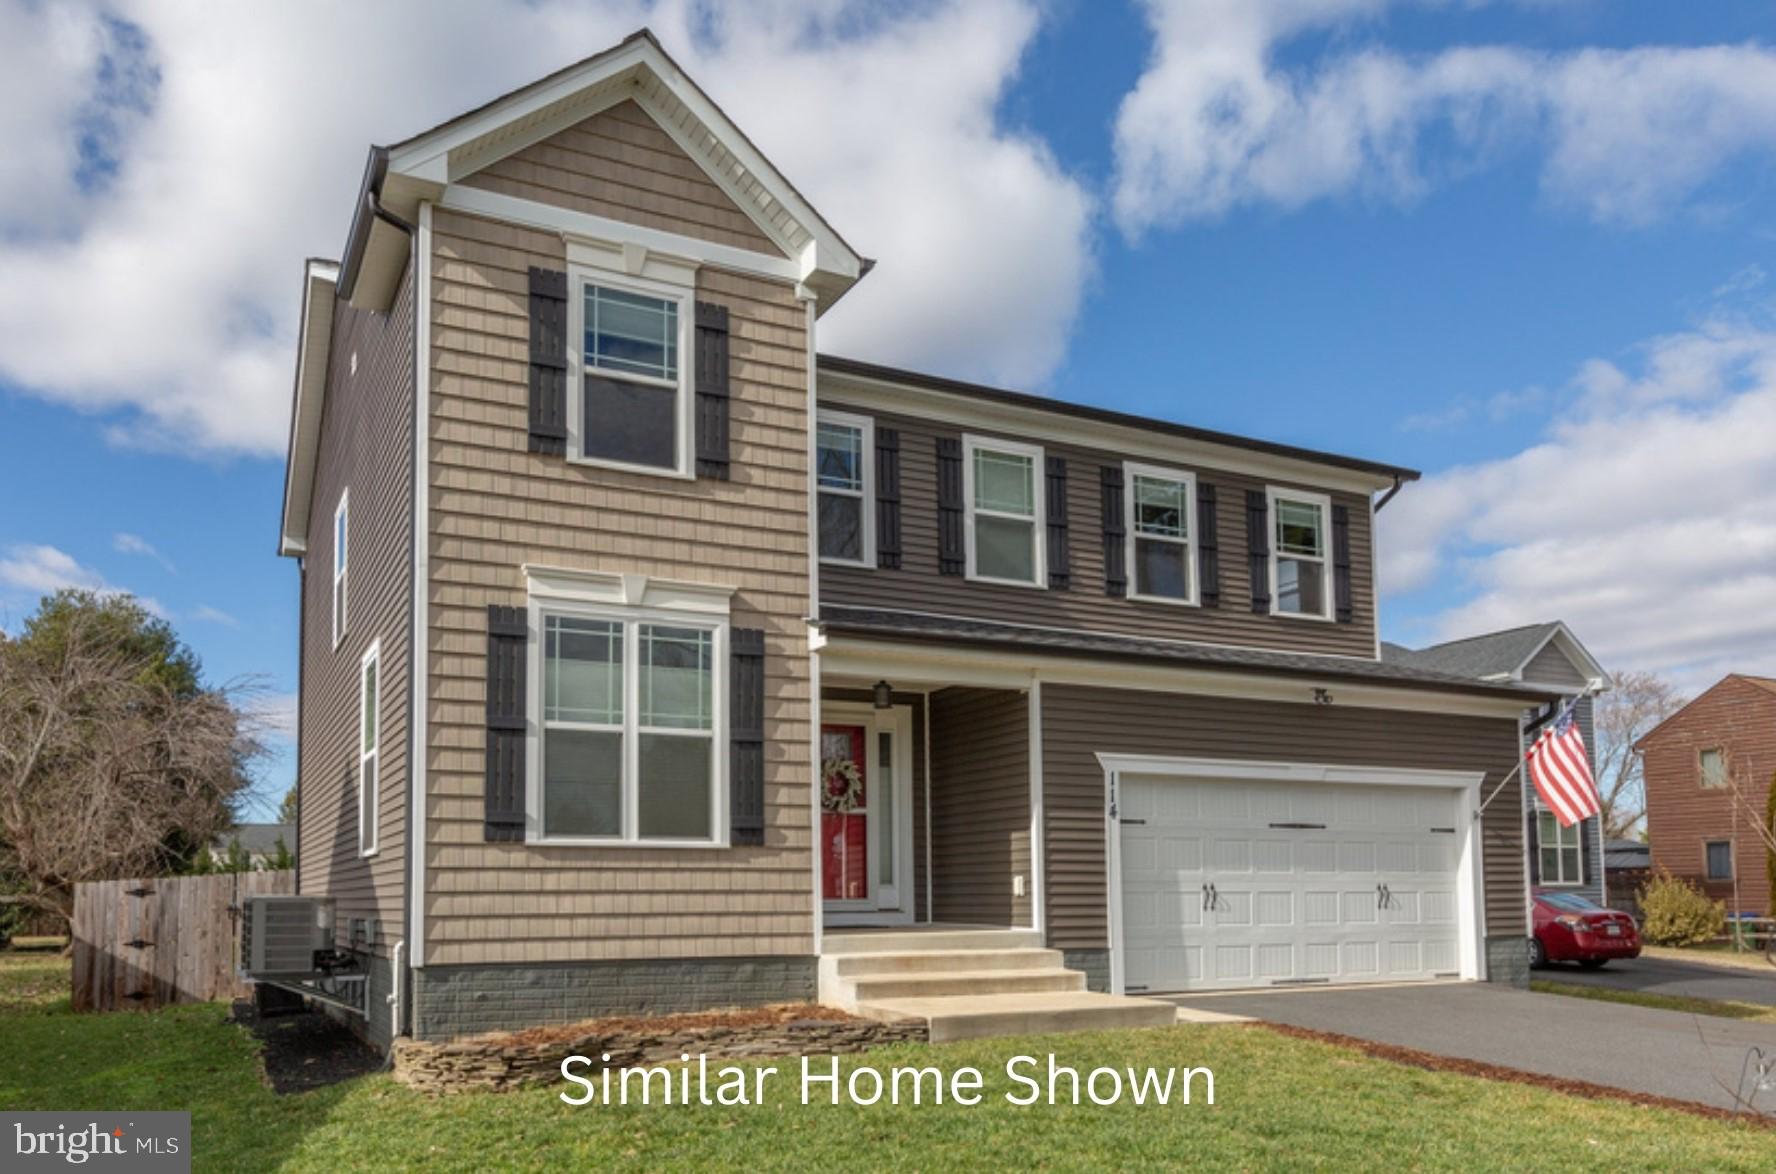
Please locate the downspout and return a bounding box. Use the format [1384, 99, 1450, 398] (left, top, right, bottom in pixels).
[1372, 474, 1406, 513]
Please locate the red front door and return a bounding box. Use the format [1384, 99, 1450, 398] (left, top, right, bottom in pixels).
[820, 723, 868, 902]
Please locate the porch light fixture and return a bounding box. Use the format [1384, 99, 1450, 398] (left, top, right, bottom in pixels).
[872, 680, 893, 709]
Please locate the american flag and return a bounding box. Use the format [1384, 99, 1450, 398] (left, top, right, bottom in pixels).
[1526, 699, 1600, 828]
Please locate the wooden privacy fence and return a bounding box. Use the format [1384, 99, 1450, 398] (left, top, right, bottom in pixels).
[71, 870, 293, 1012]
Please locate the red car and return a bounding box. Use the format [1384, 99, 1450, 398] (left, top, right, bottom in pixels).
[1529, 892, 1642, 968]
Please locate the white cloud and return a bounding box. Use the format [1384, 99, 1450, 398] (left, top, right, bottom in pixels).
[1112, 0, 1776, 234]
[191, 604, 239, 627]
[113, 531, 175, 573]
[250, 692, 299, 743]
[1379, 315, 1776, 691]
[0, 1, 1092, 456]
[0, 543, 167, 618]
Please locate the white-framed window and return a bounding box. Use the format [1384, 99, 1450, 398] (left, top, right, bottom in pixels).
[963, 435, 1045, 587]
[1268, 487, 1332, 620]
[1125, 462, 1197, 605]
[358, 640, 381, 857]
[1699, 747, 1726, 789]
[525, 570, 730, 847]
[1705, 839, 1733, 880]
[566, 266, 694, 478]
[816, 410, 874, 566]
[1536, 808, 1582, 886]
[332, 490, 349, 648]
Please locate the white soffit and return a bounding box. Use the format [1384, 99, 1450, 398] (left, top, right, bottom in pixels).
[279, 260, 340, 557]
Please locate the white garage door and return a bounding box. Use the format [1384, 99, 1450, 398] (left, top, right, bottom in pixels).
[1118, 775, 1465, 993]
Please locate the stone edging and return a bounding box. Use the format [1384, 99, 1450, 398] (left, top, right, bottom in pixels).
[393, 1017, 928, 1095]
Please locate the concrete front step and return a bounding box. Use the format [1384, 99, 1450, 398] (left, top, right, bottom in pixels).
[848, 967, 1086, 1002]
[831, 948, 1067, 977]
[822, 928, 1043, 955]
[856, 991, 1181, 1042]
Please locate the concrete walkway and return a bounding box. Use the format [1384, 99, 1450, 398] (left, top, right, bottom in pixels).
[1166, 982, 1776, 1114]
[1540, 954, 1776, 1006]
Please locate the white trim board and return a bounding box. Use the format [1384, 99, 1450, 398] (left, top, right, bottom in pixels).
[1100, 755, 1487, 996]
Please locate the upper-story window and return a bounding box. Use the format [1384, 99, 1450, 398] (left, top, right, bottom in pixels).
[817, 410, 874, 565]
[964, 435, 1045, 587]
[1269, 488, 1331, 620]
[332, 490, 349, 647]
[1126, 463, 1197, 605]
[359, 640, 381, 857]
[1699, 747, 1726, 789]
[1536, 808, 1580, 885]
[569, 273, 692, 476]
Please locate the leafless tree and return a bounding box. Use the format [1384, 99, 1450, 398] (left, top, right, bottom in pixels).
[0, 603, 263, 936]
[1593, 670, 1686, 840]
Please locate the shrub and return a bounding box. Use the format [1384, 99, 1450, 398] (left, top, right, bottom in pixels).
[1637, 868, 1726, 946]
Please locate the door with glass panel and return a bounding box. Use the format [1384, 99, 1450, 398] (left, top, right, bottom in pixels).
[820, 703, 914, 924]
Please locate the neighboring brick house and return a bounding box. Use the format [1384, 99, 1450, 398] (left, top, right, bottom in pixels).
[1386, 623, 1612, 905]
[1637, 675, 1776, 918]
[278, 30, 1559, 1050]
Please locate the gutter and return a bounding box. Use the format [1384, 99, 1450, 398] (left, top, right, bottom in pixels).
[1373, 474, 1406, 513]
[338, 147, 415, 304]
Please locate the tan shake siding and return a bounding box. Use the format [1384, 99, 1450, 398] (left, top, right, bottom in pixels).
[1522, 643, 1589, 690]
[1642, 678, 1775, 915]
[928, 688, 1031, 926]
[424, 202, 812, 966]
[824, 688, 929, 921]
[1039, 684, 1526, 951]
[296, 261, 415, 957]
[459, 99, 780, 255]
[817, 406, 1377, 657]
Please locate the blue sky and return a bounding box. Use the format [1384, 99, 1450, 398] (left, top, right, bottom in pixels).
[3, 1, 1775, 817]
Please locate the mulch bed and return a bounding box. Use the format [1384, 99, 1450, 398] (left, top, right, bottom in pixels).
[231, 998, 383, 1095]
[1259, 1022, 1776, 1128]
[500, 1002, 857, 1048]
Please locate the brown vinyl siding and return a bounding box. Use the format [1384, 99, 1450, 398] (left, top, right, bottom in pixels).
[1642, 677, 1776, 916]
[423, 192, 813, 965]
[460, 99, 780, 255]
[296, 260, 415, 959]
[1522, 642, 1589, 690]
[928, 688, 1031, 926]
[823, 689, 928, 922]
[818, 406, 1377, 657]
[1040, 684, 1526, 950]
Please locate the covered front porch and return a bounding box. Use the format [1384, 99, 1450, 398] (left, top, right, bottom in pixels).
[815, 676, 1036, 935]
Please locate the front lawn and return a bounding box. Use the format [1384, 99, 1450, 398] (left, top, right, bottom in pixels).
[1531, 978, 1776, 1024]
[1644, 944, 1776, 973]
[2, 954, 1772, 1171]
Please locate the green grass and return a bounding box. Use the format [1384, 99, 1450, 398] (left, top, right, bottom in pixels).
[3, 954, 1773, 1171]
[1532, 978, 1776, 1024]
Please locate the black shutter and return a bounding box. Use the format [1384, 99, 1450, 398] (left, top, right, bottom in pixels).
[1246, 490, 1270, 614]
[875, 428, 901, 569]
[1045, 456, 1070, 590]
[694, 301, 730, 480]
[730, 628, 766, 846]
[1331, 503, 1353, 623]
[1580, 818, 1596, 890]
[527, 268, 568, 456]
[484, 605, 528, 842]
[1197, 483, 1220, 608]
[936, 438, 964, 575]
[1101, 465, 1126, 598]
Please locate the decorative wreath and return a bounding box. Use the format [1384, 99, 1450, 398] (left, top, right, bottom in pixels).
[820, 756, 865, 814]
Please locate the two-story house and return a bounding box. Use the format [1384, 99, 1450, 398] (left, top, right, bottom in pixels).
[1637, 674, 1776, 918]
[277, 30, 1556, 1050]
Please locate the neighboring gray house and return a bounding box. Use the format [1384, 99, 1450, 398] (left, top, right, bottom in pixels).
[1386, 623, 1611, 905]
[211, 822, 294, 867]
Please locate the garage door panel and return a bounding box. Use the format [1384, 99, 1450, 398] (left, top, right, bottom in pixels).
[1120, 775, 1468, 993]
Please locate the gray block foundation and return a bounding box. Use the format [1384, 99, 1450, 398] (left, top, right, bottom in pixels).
[1485, 935, 1531, 988]
[1063, 949, 1111, 993]
[412, 955, 818, 1041]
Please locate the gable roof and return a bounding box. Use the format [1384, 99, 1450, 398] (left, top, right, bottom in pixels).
[1635, 672, 1776, 749]
[370, 28, 865, 308]
[1383, 621, 1609, 691]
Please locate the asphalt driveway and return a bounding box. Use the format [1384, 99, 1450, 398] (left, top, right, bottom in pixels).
[1167, 982, 1776, 1115]
[1538, 954, 1776, 1005]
